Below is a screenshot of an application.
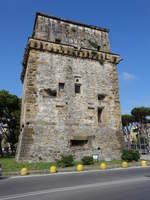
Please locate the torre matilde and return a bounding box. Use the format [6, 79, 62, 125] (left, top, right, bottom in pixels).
[16, 12, 124, 162]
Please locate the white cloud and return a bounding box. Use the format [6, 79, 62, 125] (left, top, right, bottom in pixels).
[122, 72, 136, 81]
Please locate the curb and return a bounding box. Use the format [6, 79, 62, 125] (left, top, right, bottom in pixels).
[10, 165, 150, 179]
[3, 164, 150, 178]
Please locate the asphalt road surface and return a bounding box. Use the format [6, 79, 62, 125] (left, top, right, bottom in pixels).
[0, 167, 150, 200]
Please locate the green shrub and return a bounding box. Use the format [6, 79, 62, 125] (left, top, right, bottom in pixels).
[132, 150, 140, 161]
[55, 155, 74, 168]
[81, 156, 94, 165]
[121, 149, 140, 162]
[55, 159, 62, 167]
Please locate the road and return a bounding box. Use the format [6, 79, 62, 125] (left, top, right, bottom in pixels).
[0, 167, 150, 200]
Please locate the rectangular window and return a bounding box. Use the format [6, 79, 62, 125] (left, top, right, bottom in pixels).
[70, 140, 88, 147]
[59, 83, 65, 91]
[88, 106, 94, 110]
[98, 107, 103, 123]
[97, 46, 101, 51]
[75, 84, 81, 94]
[44, 88, 57, 97]
[55, 38, 61, 43]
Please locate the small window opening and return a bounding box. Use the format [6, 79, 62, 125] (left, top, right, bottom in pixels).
[44, 88, 57, 97]
[40, 42, 43, 50]
[55, 38, 61, 43]
[34, 42, 37, 48]
[70, 140, 88, 147]
[88, 106, 94, 110]
[59, 83, 65, 91]
[75, 84, 81, 94]
[98, 107, 103, 123]
[97, 46, 101, 51]
[98, 94, 105, 101]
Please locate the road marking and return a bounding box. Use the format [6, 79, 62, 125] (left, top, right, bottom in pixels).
[0, 177, 149, 200]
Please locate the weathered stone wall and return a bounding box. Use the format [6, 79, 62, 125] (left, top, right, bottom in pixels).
[33, 13, 110, 52]
[16, 50, 38, 161]
[16, 13, 124, 162]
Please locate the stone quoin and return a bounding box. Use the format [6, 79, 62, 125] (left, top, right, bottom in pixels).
[16, 12, 125, 162]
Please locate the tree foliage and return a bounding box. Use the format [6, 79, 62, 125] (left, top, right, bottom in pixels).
[131, 107, 150, 123]
[122, 114, 135, 127]
[122, 107, 150, 127]
[0, 90, 21, 156]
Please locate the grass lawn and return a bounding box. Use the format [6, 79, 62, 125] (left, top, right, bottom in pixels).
[0, 157, 144, 174]
[0, 157, 55, 173]
[1, 157, 122, 173]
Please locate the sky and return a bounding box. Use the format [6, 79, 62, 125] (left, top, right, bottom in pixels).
[0, 0, 150, 114]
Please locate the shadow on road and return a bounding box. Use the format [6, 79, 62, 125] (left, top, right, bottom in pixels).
[0, 176, 9, 180]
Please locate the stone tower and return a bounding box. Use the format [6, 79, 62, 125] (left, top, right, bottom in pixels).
[16, 12, 124, 162]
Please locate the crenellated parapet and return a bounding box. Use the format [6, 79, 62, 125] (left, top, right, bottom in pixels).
[21, 38, 122, 82]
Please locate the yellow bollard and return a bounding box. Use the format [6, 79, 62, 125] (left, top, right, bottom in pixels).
[141, 160, 147, 167]
[20, 167, 28, 176]
[122, 161, 128, 168]
[100, 162, 107, 170]
[76, 164, 83, 172]
[50, 166, 56, 173]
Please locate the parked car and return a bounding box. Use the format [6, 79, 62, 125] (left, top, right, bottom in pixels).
[0, 160, 2, 176]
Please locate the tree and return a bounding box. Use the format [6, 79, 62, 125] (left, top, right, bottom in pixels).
[131, 107, 150, 123]
[122, 114, 135, 127]
[0, 90, 21, 156]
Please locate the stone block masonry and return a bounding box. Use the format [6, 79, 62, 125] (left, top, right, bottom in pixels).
[16, 12, 125, 162]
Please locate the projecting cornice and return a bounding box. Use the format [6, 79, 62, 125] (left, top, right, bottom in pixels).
[21, 38, 122, 82]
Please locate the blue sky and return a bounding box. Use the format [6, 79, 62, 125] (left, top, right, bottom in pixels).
[0, 0, 150, 114]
